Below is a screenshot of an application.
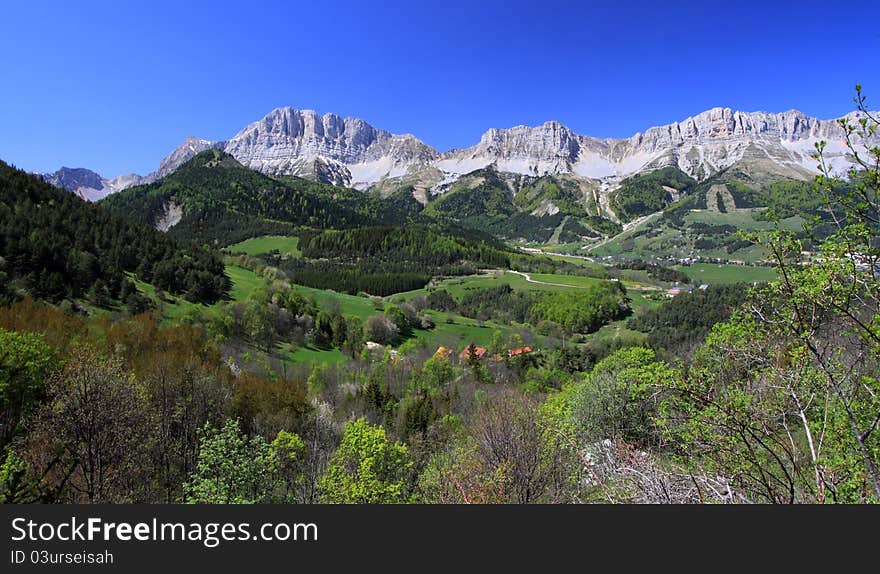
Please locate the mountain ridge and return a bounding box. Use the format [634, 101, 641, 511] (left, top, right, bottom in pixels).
[40, 106, 878, 200]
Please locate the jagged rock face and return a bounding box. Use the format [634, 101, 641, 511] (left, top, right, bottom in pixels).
[106, 173, 146, 192]
[149, 108, 440, 189]
[41, 106, 879, 202]
[436, 121, 581, 176]
[288, 156, 353, 188]
[220, 108, 438, 188]
[597, 108, 866, 179]
[225, 109, 384, 168]
[435, 108, 877, 184]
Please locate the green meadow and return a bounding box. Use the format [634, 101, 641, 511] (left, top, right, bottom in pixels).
[675, 263, 777, 284]
[224, 235, 301, 257]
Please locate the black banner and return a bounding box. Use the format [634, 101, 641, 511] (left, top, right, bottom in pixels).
[1, 505, 877, 572]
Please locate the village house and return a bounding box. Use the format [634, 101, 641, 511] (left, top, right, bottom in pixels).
[433, 346, 453, 360]
[458, 344, 488, 361]
[508, 346, 532, 357]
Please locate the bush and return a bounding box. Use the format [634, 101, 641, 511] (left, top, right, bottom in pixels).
[363, 315, 400, 344]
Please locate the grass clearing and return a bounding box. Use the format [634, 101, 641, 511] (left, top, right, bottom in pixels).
[226, 265, 265, 301]
[423, 271, 599, 297]
[292, 284, 377, 320]
[280, 343, 349, 366]
[133, 264, 265, 322]
[527, 273, 607, 288]
[675, 263, 777, 284]
[224, 235, 301, 257]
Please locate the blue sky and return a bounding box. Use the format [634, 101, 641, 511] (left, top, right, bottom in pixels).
[1, 0, 877, 177]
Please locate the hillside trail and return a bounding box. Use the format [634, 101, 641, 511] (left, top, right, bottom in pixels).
[506, 270, 582, 288]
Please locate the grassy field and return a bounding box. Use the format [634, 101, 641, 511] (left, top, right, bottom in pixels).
[224, 235, 301, 257]
[133, 263, 666, 366]
[421, 270, 603, 297]
[133, 264, 265, 321]
[409, 318, 504, 351]
[587, 207, 805, 263]
[626, 288, 665, 312]
[278, 309, 526, 365]
[527, 273, 607, 288]
[281, 343, 349, 366]
[292, 284, 377, 320]
[674, 263, 777, 284]
[226, 265, 265, 301]
[586, 322, 649, 347]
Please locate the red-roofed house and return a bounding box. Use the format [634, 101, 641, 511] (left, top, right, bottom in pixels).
[459, 344, 488, 360]
[508, 346, 532, 356]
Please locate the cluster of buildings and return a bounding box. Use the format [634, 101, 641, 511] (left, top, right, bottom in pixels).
[666, 284, 709, 298]
[432, 343, 532, 363]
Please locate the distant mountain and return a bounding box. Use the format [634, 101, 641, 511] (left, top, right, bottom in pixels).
[40, 167, 142, 201]
[145, 109, 438, 190]
[435, 108, 869, 182]
[41, 106, 878, 213]
[222, 108, 439, 188]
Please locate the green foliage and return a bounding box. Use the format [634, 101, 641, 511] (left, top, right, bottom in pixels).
[0, 329, 57, 447]
[614, 259, 690, 284]
[301, 225, 510, 268]
[571, 347, 674, 446]
[319, 418, 411, 503]
[521, 367, 573, 394]
[582, 216, 623, 237]
[184, 419, 275, 504]
[425, 169, 606, 242]
[277, 225, 511, 296]
[0, 449, 33, 503]
[456, 284, 536, 323]
[269, 430, 306, 503]
[425, 289, 456, 311]
[723, 178, 844, 221]
[224, 235, 301, 257]
[529, 281, 630, 333]
[628, 283, 751, 355]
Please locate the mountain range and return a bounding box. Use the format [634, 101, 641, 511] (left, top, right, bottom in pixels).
[41, 106, 875, 204]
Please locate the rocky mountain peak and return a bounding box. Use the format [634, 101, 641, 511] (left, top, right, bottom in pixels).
[478, 120, 579, 157]
[42, 167, 105, 192]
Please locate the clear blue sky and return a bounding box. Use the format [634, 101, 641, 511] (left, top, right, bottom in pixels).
[1, 0, 877, 177]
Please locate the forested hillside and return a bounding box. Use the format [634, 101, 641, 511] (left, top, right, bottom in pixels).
[424, 168, 619, 243]
[610, 167, 697, 222]
[0, 160, 228, 305]
[100, 150, 414, 246]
